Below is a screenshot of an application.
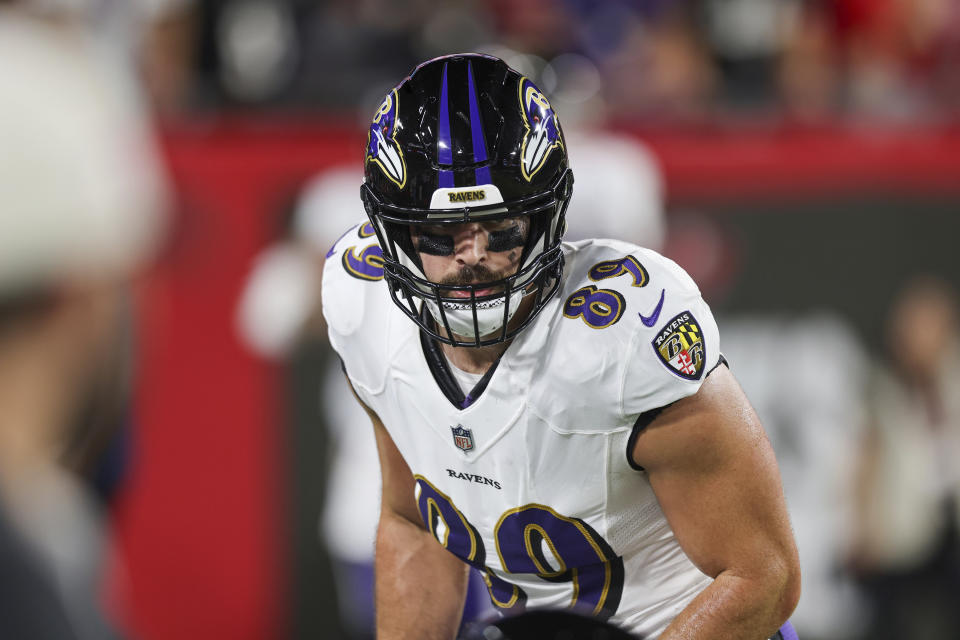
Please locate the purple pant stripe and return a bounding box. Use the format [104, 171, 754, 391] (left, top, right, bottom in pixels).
[778, 620, 799, 640]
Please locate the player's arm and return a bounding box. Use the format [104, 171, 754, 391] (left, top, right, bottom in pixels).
[347, 380, 470, 640]
[632, 365, 801, 640]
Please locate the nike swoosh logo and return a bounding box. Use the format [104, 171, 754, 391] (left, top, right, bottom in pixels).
[639, 289, 666, 327]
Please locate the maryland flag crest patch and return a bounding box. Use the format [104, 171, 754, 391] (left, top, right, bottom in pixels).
[652, 311, 706, 380]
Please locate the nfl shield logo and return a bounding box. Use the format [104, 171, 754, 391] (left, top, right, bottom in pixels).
[451, 425, 474, 452]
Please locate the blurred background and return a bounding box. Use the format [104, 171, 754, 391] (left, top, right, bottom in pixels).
[3, 0, 959, 639]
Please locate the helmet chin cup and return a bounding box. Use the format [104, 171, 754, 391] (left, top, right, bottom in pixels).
[423, 288, 526, 341]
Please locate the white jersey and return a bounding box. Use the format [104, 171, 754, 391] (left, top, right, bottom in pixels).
[322, 222, 721, 638]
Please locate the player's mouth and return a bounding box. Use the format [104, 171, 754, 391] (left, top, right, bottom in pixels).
[448, 286, 497, 299]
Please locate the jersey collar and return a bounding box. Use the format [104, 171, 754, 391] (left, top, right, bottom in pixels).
[418, 306, 503, 410]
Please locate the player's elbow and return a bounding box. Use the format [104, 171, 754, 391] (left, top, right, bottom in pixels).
[768, 551, 801, 625]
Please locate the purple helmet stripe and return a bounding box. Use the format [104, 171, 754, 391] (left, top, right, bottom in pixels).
[437, 62, 454, 188]
[467, 61, 491, 186]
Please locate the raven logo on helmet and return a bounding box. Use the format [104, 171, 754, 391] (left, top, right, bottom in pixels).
[519, 77, 563, 182]
[366, 90, 406, 188]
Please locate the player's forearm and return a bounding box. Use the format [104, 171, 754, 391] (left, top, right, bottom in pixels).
[375, 509, 469, 640]
[658, 566, 800, 640]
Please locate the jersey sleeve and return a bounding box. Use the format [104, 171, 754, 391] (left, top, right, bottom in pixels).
[620, 251, 721, 417]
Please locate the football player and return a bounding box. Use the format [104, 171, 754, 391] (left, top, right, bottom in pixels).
[322, 54, 800, 639]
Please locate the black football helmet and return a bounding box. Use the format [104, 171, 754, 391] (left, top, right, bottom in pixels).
[361, 53, 574, 347]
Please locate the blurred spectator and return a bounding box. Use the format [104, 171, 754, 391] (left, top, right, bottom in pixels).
[778, 1, 840, 122]
[592, 4, 718, 122]
[562, 128, 666, 248]
[192, 0, 304, 109]
[664, 212, 871, 640]
[0, 5, 166, 639]
[831, 0, 937, 120]
[137, 0, 198, 116]
[237, 169, 353, 638]
[5, 0, 197, 117]
[484, 0, 576, 59]
[722, 315, 869, 640]
[850, 276, 960, 639]
[698, 0, 803, 111]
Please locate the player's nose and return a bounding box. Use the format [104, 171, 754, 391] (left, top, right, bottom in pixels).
[453, 224, 487, 265]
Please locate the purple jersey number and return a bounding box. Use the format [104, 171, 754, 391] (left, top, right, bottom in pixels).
[495, 505, 624, 620]
[414, 476, 623, 619]
[564, 256, 650, 329]
[336, 222, 385, 281]
[342, 244, 384, 281]
[563, 285, 626, 329]
[588, 256, 649, 288]
[415, 476, 525, 610]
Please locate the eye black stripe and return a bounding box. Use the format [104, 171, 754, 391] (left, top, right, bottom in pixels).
[417, 232, 455, 256]
[416, 226, 524, 256]
[487, 226, 525, 252]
